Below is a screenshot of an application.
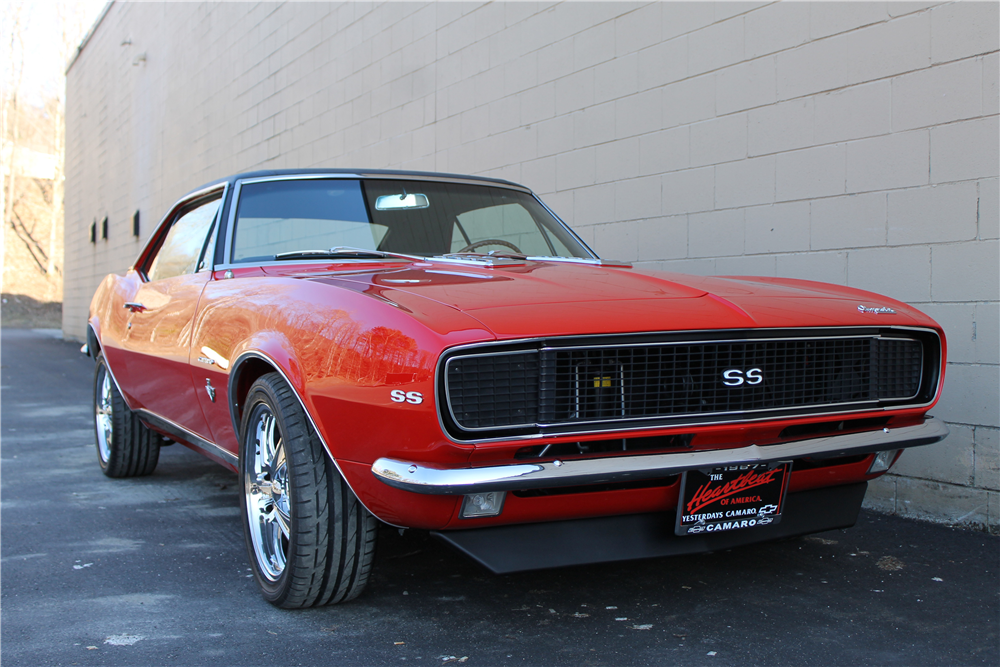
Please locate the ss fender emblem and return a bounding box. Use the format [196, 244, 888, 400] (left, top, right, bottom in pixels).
[390, 389, 424, 405]
[722, 368, 763, 386]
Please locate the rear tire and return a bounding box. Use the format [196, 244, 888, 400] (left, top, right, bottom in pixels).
[93, 353, 160, 477]
[239, 372, 377, 608]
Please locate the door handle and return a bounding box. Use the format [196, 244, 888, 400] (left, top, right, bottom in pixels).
[123, 302, 147, 313]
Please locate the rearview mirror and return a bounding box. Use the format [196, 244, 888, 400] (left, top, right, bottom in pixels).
[375, 193, 429, 210]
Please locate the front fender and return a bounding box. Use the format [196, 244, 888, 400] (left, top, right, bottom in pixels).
[227, 331, 304, 436]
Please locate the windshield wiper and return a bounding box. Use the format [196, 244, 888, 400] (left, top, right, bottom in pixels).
[273, 247, 419, 261]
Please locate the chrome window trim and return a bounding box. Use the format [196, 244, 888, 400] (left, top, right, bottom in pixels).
[532, 194, 599, 259]
[434, 326, 942, 444]
[237, 173, 363, 186]
[221, 174, 583, 267]
[222, 179, 242, 266]
[197, 182, 230, 273]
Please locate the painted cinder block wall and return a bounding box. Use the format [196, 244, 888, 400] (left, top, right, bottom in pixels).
[64, 1, 999, 530]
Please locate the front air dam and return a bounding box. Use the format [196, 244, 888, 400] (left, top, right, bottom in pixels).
[432, 482, 867, 574]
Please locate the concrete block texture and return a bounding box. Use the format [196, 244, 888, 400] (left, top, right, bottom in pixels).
[847, 245, 930, 302]
[918, 302, 1000, 365]
[930, 0, 1000, 64]
[687, 16, 744, 76]
[714, 253, 776, 277]
[846, 11, 931, 85]
[810, 192, 886, 250]
[981, 178, 999, 240]
[985, 53, 999, 116]
[635, 216, 688, 262]
[931, 240, 1000, 302]
[776, 251, 848, 285]
[931, 117, 1000, 184]
[809, 2, 889, 41]
[975, 428, 1000, 492]
[935, 363, 1000, 428]
[716, 56, 777, 115]
[571, 183, 615, 227]
[846, 130, 929, 194]
[688, 209, 745, 258]
[776, 34, 849, 100]
[891, 58, 983, 131]
[887, 182, 979, 245]
[689, 113, 747, 168]
[863, 475, 898, 514]
[749, 97, 815, 156]
[892, 425, 975, 486]
[776, 143, 846, 201]
[893, 476, 991, 528]
[715, 155, 775, 209]
[744, 1, 809, 58]
[65, 1, 999, 532]
[744, 201, 810, 254]
[814, 81, 891, 145]
[662, 167, 714, 215]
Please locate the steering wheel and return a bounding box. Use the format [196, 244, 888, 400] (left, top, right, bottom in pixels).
[457, 239, 524, 254]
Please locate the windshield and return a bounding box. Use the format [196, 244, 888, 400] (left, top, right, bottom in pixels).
[230, 178, 592, 263]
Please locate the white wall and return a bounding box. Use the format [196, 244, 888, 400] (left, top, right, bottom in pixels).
[65, 1, 999, 530]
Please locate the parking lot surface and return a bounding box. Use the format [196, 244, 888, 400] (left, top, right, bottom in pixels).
[2, 329, 998, 666]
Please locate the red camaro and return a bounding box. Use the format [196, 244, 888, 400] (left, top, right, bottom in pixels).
[88, 169, 948, 608]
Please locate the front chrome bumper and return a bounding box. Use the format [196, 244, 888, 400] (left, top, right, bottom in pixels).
[371, 417, 949, 495]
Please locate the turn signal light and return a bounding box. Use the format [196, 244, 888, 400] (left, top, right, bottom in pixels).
[868, 449, 900, 474]
[460, 491, 506, 518]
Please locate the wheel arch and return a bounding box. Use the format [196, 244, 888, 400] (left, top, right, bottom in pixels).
[227, 349, 398, 527]
[87, 320, 102, 359]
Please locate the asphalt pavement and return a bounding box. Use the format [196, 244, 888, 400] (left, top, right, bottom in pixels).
[2, 328, 997, 667]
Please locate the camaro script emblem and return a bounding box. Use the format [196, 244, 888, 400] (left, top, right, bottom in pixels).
[858, 304, 896, 314]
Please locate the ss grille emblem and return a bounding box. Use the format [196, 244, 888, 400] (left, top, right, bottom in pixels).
[722, 368, 763, 387]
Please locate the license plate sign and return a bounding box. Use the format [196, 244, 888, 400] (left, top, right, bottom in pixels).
[675, 462, 791, 536]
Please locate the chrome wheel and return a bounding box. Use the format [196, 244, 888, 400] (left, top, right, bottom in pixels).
[95, 368, 113, 463]
[244, 407, 291, 582]
[240, 372, 377, 607]
[92, 352, 160, 477]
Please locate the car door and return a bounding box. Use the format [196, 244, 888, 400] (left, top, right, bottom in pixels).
[117, 190, 222, 441]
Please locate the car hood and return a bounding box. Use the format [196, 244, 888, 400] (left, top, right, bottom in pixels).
[284, 260, 934, 339]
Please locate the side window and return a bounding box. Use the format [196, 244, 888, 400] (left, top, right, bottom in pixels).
[146, 196, 221, 282]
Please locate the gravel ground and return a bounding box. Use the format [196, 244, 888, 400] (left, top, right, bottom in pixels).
[1, 293, 61, 329]
[2, 329, 998, 667]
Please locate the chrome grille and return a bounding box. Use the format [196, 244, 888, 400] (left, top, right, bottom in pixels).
[442, 333, 929, 435]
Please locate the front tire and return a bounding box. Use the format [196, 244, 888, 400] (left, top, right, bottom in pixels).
[240, 373, 377, 608]
[93, 353, 160, 477]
